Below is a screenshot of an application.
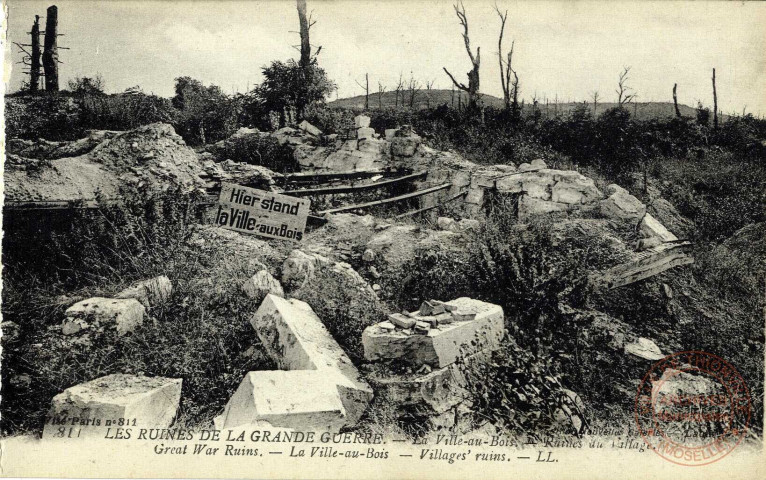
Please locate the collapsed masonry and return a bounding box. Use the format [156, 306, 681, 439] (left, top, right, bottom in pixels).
[288, 121, 693, 288]
[362, 298, 505, 433]
[214, 294, 373, 432]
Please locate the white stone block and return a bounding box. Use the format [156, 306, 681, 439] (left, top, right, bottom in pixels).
[214, 371, 346, 431]
[363, 298, 504, 368]
[43, 374, 181, 439]
[64, 297, 145, 336]
[354, 115, 371, 128]
[250, 295, 373, 428]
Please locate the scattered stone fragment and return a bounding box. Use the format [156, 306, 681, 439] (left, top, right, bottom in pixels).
[432, 300, 457, 312]
[64, 297, 145, 336]
[662, 283, 673, 299]
[530, 158, 548, 169]
[116, 275, 172, 308]
[362, 249, 376, 262]
[414, 321, 430, 334]
[61, 318, 89, 335]
[298, 120, 322, 137]
[419, 300, 445, 316]
[600, 184, 646, 221]
[369, 266, 381, 279]
[241, 269, 284, 302]
[435, 313, 453, 325]
[43, 374, 182, 439]
[379, 321, 396, 331]
[389, 313, 416, 329]
[624, 337, 664, 361]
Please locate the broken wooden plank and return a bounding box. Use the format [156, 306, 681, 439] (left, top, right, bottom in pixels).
[284, 171, 427, 196]
[316, 183, 452, 215]
[395, 190, 468, 218]
[591, 241, 694, 290]
[280, 169, 410, 185]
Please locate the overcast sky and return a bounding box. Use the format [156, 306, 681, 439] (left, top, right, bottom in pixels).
[5, 0, 766, 115]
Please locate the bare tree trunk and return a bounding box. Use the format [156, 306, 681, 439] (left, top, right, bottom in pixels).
[297, 0, 311, 69]
[443, 2, 480, 110]
[42, 5, 59, 92]
[673, 83, 681, 117]
[712, 68, 718, 129]
[30, 16, 41, 92]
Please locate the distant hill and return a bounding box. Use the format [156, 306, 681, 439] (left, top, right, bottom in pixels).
[328, 89, 729, 122]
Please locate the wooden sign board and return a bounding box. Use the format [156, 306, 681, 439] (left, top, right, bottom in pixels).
[215, 183, 310, 241]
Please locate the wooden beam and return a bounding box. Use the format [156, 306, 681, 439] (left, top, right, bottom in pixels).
[280, 169, 409, 184]
[394, 190, 468, 218]
[316, 183, 452, 215]
[284, 171, 427, 196]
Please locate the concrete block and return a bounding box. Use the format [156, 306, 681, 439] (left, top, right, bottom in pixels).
[354, 115, 371, 128]
[214, 371, 346, 431]
[43, 374, 181, 439]
[242, 270, 284, 302]
[116, 276, 172, 308]
[250, 295, 373, 428]
[64, 297, 145, 336]
[363, 298, 504, 368]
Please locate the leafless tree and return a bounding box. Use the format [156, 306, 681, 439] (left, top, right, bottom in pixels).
[616, 66, 637, 106]
[394, 73, 404, 108]
[376, 81, 387, 109]
[296, 0, 317, 69]
[494, 4, 519, 114]
[425, 79, 435, 107]
[356, 73, 369, 110]
[408, 73, 421, 108]
[712, 68, 718, 129]
[443, 1, 480, 109]
[592, 91, 600, 116]
[42, 6, 60, 91]
[673, 83, 681, 117]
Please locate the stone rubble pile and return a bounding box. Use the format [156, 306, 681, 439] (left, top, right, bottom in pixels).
[363, 297, 505, 433]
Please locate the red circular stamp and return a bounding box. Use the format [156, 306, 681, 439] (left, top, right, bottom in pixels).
[635, 350, 751, 466]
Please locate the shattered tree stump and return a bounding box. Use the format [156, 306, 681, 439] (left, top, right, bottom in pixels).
[215, 294, 373, 431]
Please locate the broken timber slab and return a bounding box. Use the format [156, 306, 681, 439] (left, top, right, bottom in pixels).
[592, 241, 694, 290]
[316, 183, 452, 215]
[283, 171, 427, 196]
